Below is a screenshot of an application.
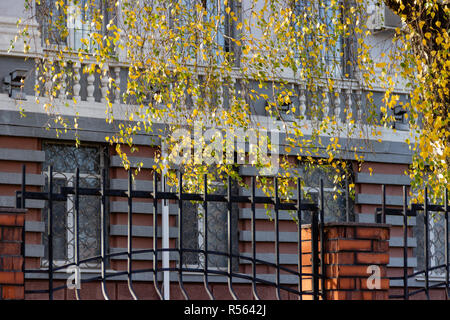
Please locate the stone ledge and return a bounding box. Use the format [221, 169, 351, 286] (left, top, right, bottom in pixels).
[0, 207, 26, 214]
[301, 222, 391, 229]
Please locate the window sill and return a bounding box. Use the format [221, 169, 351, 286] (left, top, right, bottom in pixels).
[41, 47, 120, 64]
[415, 274, 449, 283]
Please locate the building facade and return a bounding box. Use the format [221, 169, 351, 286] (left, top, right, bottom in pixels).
[0, 0, 448, 300]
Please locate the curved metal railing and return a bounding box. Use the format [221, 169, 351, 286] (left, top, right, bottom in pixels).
[376, 185, 449, 300]
[16, 165, 327, 300]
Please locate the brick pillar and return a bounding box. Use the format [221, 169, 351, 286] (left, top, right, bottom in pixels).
[0, 207, 26, 300]
[302, 222, 390, 300]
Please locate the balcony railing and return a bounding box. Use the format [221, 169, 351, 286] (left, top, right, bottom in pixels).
[34, 60, 122, 105]
[32, 59, 368, 124]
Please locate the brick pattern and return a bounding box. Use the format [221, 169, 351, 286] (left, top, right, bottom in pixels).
[0, 208, 26, 300]
[352, 162, 417, 298]
[302, 222, 390, 300]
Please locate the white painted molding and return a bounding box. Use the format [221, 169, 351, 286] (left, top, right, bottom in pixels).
[0, 91, 415, 147]
[0, 15, 42, 55]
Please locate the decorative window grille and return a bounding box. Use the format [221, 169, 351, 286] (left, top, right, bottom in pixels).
[297, 163, 354, 223]
[414, 210, 449, 277]
[181, 181, 239, 271]
[41, 142, 107, 268]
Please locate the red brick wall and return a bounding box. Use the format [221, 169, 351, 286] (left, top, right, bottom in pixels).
[301, 222, 391, 300]
[0, 136, 42, 271]
[18, 144, 395, 300]
[0, 207, 26, 300]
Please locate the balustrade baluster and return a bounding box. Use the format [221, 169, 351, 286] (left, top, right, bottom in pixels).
[114, 66, 121, 103]
[356, 89, 363, 122]
[345, 88, 353, 122]
[334, 87, 341, 121]
[100, 64, 109, 103]
[299, 84, 306, 118]
[86, 68, 95, 102]
[323, 85, 329, 118]
[73, 62, 81, 101]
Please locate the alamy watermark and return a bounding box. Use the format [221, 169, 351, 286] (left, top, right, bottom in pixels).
[366, 265, 381, 290]
[66, 265, 81, 290]
[164, 122, 280, 175]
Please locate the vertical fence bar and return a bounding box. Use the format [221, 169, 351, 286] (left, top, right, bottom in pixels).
[178, 172, 189, 300]
[311, 206, 319, 300]
[21, 164, 26, 209]
[345, 175, 350, 222]
[161, 172, 170, 300]
[47, 166, 54, 300]
[297, 177, 302, 300]
[424, 187, 430, 299]
[152, 171, 163, 300]
[74, 168, 81, 300]
[127, 170, 137, 299]
[251, 176, 260, 300]
[319, 179, 326, 300]
[381, 184, 386, 224]
[100, 168, 110, 300]
[445, 188, 449, 299]
[20, 165, 26, 279]
[203, 174, 214, 300]
[402, 185, 408, 300]
[274, 177, 281, 300]
[227, 174, 238, 300]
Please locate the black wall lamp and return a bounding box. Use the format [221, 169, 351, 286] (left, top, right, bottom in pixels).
[393, 105, 408, 130]
[3, 69, 28, 100]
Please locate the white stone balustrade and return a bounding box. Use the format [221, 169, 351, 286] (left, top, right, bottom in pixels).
[32, 62, 365, 126]
[35, 61, 123, 104]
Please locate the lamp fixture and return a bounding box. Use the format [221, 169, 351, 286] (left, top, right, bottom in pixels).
[3, 69, 28, 100]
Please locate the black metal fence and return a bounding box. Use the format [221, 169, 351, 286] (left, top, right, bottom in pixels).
[376, 185, 450, 300]
[16, 165, 327, 300]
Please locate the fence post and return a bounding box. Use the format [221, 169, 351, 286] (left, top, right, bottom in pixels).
[302, 222, 391, 300]
[0, 207, 26, 300]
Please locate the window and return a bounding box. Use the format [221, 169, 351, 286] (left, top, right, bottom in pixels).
[66, 0, 99, 51]
[414, 209, 449, 277]
[181, 181, 239, 271]
[292, 0, 344, 78]
[37, 0, 66, 46]
[203, 0, 233, 56]
[37, 0, 114, 52]
[171, 0, 236, 63]
[41, 142, 107, 268]
[320, 0, 343, 78]
[296, 162, 354, 222]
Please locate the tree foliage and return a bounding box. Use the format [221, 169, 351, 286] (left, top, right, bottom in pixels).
[14, 0, 449, 203]
[382, 0, 449, 202]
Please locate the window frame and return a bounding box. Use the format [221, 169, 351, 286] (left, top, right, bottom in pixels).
[291, 0, 347, 79]
[40, 142, 107, 270]
[37, 0, 115, 54]
[414, 209, 449, 280]
[181, 179, 239, 272]
[168, 0, 237, 65]
[295, 160, 354, 223]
